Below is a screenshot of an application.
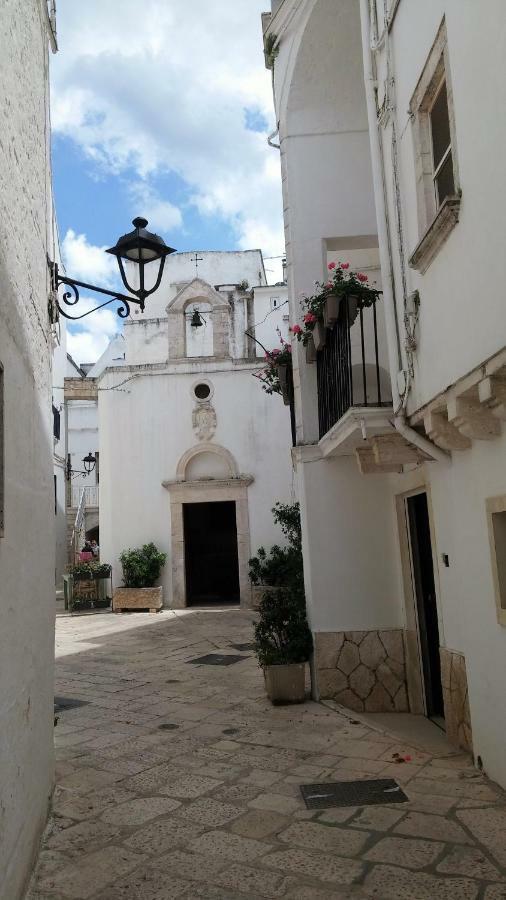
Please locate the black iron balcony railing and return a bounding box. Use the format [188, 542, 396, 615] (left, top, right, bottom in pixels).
[316, 294, 391, 439]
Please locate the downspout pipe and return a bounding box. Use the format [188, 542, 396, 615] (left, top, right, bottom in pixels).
[358, 0, 449, 465]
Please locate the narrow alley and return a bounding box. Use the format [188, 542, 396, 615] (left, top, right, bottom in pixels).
[29, 609, 506, 900]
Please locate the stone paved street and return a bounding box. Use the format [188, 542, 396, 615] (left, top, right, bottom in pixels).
[29, 608, 506, 899]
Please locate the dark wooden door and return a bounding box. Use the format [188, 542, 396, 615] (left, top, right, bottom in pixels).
[407, 493, 444, 719]
[183, 501, 240, 605]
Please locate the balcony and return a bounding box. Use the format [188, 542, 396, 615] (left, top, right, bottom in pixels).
[316, 294, 393, 456]
[70, 484, 99, 508]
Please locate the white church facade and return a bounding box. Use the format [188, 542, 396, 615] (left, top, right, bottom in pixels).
[96, 251, 293, 607]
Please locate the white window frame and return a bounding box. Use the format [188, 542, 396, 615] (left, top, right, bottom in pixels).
[408, 20, 461, 273]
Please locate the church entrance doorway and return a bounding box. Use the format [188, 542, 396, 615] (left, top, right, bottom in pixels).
[183, 501, 240, 605]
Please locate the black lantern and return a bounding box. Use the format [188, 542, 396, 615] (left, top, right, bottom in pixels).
[106, 218, 175, 311]
[83, 452, 97, 475]
[48, 217, 176, 321]
[190, 308, 205, 328]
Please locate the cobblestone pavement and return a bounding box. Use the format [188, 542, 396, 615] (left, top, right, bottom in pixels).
[29, 608, 506, 900]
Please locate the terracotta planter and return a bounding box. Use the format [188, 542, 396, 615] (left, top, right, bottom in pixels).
[305, 335, 316, 364]
[345, 294, 360, 326]
[264, 662, 306, 705]
[312, 320, 326, 351]
[113, 586, 163, 613]
[323, 293, 342, 329]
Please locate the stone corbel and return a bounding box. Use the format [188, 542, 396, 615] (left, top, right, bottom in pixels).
[356, 446, 402, 475]
[478, 376, 506, 421]
[371, 433, 429, 466]
[423, 409, 471, 451]
[447, 394, 501, 440]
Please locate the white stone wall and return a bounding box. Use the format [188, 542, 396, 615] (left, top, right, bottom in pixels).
[267, 0, 506, 787]
[98, 361, 294, 604]
[251, 285, 290, 354]
[378, 0, 506, 412]
[0, 2, 55, 896]
[52, 316, 68, 586]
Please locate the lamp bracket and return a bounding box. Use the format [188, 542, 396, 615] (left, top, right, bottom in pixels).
[48, 260, 141, 322]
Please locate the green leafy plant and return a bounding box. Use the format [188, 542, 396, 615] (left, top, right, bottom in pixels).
[249, 502, 312, 666]
[119, 543, 167, 588]
[249, 502, 302, 590]
[253, 331, 292, 397]
[254, 588, 313, 666]
[69, 561, 111, 579]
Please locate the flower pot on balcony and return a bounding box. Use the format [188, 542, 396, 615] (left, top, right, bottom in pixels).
[323, 293, 342, 329]
[305, 335, 316, 364]
[345, 294, 360, 326]
[264, 662, 306, 705]
[312, 320, 326, 351]
[277, 364, 291, 405]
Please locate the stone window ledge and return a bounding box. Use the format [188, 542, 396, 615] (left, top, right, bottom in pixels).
[409, 195, 461, 274]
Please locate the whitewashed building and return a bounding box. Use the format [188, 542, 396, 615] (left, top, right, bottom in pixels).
[0, 1, 58, 896]
[97, 251, 292, 607]
[263, 0, 506, 787]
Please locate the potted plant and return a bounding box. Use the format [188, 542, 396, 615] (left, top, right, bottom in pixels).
[254, 587, 313, 704]
[254, 337, 293, 406]
[290, 262, 380, 351]
[113, 543, 167, 613]
[249, 503, 313, 703]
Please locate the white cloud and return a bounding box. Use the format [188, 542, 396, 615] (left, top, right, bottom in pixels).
[64, 289, 121, 366]
[128, 183, 182, 233]
[51, 1, 284, 261]
[62, 229, 117, 287]
[67, 329, 111, 368]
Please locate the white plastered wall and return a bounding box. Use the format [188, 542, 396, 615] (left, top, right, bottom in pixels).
[0, 1, 55, 896]
[98, 363, 294, 605]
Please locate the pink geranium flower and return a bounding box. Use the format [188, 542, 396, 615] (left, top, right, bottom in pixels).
[303, 312, 317, 324]
[357, 273, 368, 282]
[271, 348, 281, 355]
[328, 262, 336, 270]
[341, 262, 350, 270]
[290, 324, 302, 335]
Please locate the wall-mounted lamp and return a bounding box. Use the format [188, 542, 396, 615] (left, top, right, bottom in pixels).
[65, 453, 97, 481]
[49, 218, 176, 322]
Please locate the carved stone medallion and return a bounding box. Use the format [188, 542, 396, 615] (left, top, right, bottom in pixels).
[192, 402, 217, 441]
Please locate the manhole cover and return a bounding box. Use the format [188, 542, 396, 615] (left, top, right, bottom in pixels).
[230, 643, 255, 652]
[188, 654, 246, 666]
[54, 697, 90, 713]
[300, 779, 409, 810]
[158, 723, 180, 731]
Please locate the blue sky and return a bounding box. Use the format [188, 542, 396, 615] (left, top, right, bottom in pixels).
[51, 1, 283, 363]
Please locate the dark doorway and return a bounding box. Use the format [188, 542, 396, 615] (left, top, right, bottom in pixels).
[407, 493, 444, 721]
[183, 501, 240, 605]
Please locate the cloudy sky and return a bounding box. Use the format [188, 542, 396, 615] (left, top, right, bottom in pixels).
[51, 1, 283, 364]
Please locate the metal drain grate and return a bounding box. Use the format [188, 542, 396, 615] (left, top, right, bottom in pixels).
[300, 779, 409, 810]
[230, 643, 255, 652]
[54, 697, 90, 713]
[188, 653, 246, 666]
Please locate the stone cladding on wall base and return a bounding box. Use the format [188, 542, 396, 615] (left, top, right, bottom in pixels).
[440, 648, 473, 753]
[314, 630, 409, 712]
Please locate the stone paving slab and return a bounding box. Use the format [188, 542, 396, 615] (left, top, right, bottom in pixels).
[28, 608, 506, 900]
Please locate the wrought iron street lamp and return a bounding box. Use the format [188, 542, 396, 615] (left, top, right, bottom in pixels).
[49, 217, 176, 321]
[83, 452, 97, 475]
[65, 453, 97, 480]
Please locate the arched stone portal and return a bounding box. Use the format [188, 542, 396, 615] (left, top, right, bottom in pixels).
[163, 445, 253, 609]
